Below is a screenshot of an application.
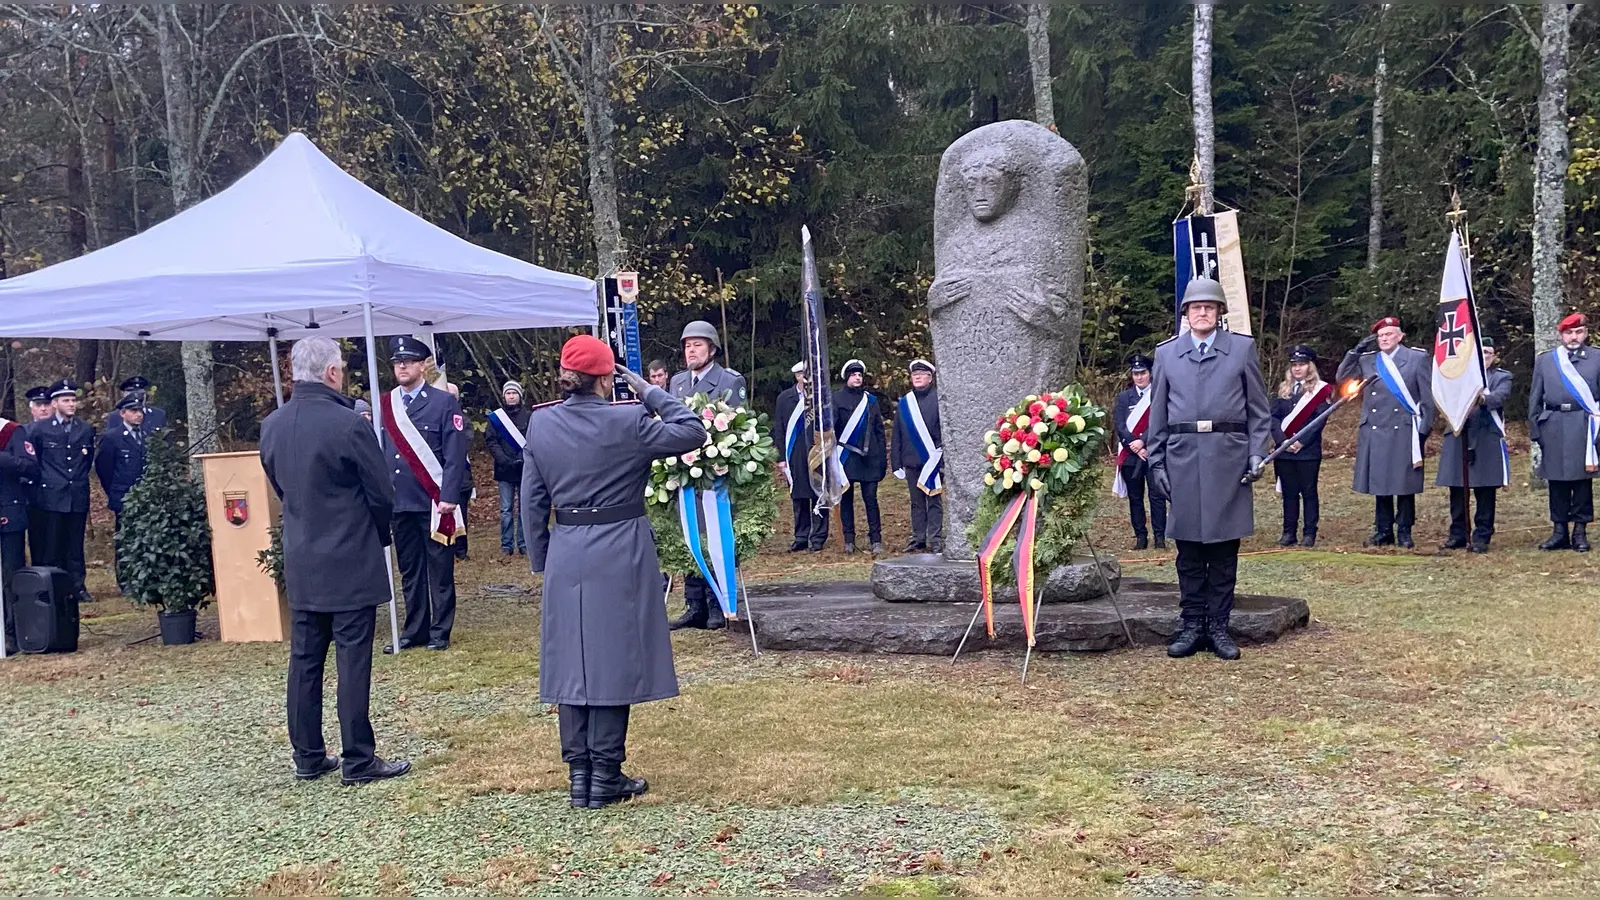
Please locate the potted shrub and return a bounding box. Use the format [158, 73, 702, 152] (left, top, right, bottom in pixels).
[118, 434, 215, 645]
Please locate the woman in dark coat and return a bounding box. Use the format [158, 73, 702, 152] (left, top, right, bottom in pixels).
[1269, 345, 1332, 548]
[522, 335, 707, 810]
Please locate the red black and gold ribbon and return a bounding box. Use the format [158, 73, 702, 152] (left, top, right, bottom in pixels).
[976, 491, 1029, 639]
[1013, 492, 1041, 647]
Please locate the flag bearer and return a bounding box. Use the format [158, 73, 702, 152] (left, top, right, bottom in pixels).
[834, 359, 886, 555]
[1529, 313, 1600, 552]
[1337, 316, 1435, 549]
[890, 359, 943, 554]
[1436, 338, 1512, 553]
[776, 362, 829, 552]
[1270, 345, 1332, 548]
[1112, 353, 1164, 550]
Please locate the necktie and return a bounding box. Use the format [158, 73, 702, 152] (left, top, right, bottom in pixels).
[1292, 382, 1303, 401]
[404, 393, 414, 407]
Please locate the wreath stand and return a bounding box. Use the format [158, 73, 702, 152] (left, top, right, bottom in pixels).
[950, 531, 1134, 685]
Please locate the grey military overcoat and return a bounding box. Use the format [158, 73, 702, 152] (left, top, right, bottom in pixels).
[522, 386, 707, 707]
[1528, 346, 1600, 482]
[1146, 329, 1272, 544]
[1436, 367, 1512, 489]
[1337, 346, 1435, 496]
[669, 362, 748, 408]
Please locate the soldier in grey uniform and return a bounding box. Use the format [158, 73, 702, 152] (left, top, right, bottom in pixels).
[1529, 312, 1600, 552]
[522, 336, 708, 809]
[667, 320, 746, 630]
[1436, 338, 1512, 553]
[1146, 277, 1270, 661]
[1337, 315, 1436, 549]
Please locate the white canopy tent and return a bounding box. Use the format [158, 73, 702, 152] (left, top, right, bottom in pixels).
[0, 131, 598, 653]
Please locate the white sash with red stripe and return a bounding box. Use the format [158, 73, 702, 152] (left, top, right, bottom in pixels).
[381, 389, 465, 544]
[1273, 381, 1333, 493]
[0, 418, 17, 452]
[1112, 390, 1151, 499]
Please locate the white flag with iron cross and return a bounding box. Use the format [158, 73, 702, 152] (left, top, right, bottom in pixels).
[1430, 229, 1487, 436]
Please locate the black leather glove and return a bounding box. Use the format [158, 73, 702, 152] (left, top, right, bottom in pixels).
[614, 364, 651, 397]
[1151, 465, 1171, 500]
[1355, 334, 1378, 352]
[1244, 455, 1265, 483]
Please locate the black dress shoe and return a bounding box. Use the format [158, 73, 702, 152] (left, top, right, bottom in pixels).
[844, 541, 857, 554]
[1277, 532, 1296, 547]
[1133, 536, 1148, 551]
[809, 545, 825, 553]
[383, 641, 420, 655]
[1154, 536, 1167, 550]
[342, 757, 411, 786]
[587, 764, 648, 808]
[1574, 524, 1591, 552]
[1468, 541, 1489, 554]
[1167, 621, 1208, 658]
[788, 543, 807, 553]
[1363, 532, 1394, 548]
[1208, 623, 1241, 661]
[1540, 524, 1570, 550]
[569, 764, 591, 809]
[295, 754, 340, 781]
[904, 541, 926, 553]
[1299, 534, 1316, 548]
[1396, 531, 1415, 549]
[426, 641, 449, 651]
[1440, 536, 1468, 550]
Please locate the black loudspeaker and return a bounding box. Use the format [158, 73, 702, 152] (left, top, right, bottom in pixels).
[13, 566, 78, 654]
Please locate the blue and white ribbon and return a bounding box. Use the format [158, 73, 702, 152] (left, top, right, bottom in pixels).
[1490, 409, 1511, 487]
[782, 396, 805, 488]
[488, 408, 526, 452]
[837, 394, 872, 461]
[676, 480, 740, 615]
[899, 393, 943, 495]
[1375, 351, 1423, 467]
[1554, 349, 1600, 470]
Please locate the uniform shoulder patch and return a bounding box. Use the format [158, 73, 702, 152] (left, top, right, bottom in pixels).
[453, 413, 464, 431]
[1155, 334, 1180, 347]
[23, 441, 34, 456]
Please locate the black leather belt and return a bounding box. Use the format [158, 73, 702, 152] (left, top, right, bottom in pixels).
[554, 501, 646, 526]
[1547, 402, 1580, 412]
[1169, 420, 1247, 434]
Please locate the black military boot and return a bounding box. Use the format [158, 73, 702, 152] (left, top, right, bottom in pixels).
[1167, 620, 1207, 658]
[1539, 523, 1571, 551]
[1299, 532, 1316, 548]
[668, 595, 708, 631]
[1277, 531, 1296, 547]
[705, 601, 727, 631]
[1133, 535, 1148, 551]
[1208, 620, 1242, 661]
[587, 764, 649, 809]
[1396, 529, 1415, 549]
[1573, 524, 1591, 553]
[568, 764, 591, 809]
[1154, 535, 1167, 550]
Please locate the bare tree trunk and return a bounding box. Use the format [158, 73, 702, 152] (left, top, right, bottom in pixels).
[1025, 3, 1055, 132]
[1532, 2, 1574, 355]
[580, 3, 623, 282]
[1367, 7, 1388, 273]
[1192, 3, 1216, 215]
[66, 137, 100, 387]
[155, 6, 218, 454]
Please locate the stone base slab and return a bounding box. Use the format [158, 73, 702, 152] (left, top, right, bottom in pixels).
[870, 554, 1120, 604]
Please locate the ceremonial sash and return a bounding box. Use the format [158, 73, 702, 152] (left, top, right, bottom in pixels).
[381, 389, 465, 544]
[837, 394, 872, 460]
[1111, 390, 1151, 499]
[782, 396, 805, 488]
[898, 393, 943, 495]
[1554, 350, 1600, 470]
[1272, 382, 1331, 493]
[1375, 351, 1424, 467]
[1490, 408, 1511, 486]
[0, 418, 17, 452]
[488, 408, 526, 452]
[677, 480, 739, 615]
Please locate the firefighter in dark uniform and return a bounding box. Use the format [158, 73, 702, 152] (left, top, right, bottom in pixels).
[1113, 353, 1165, 549]
[102, 375, 167, 435]
[97, 392, 150, 593]
[834, 359, 886, 555]
[381, 337, 469, 652]
[20, 386, 52, 571]
[24, 386, 53, 426]
[0, 410, 39, 654]
[1270, 345, 1332, 547]
[775, 362, 829, 552]
[30, 379, 95, 604]
[667, 320, 746, 631]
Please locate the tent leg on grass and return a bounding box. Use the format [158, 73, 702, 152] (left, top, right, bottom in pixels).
[363, 303, 402, 653]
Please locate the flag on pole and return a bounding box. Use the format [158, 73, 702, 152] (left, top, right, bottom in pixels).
[1430, 229, 1487, 435]
[800, 226, 848, 510]
[1173, 211, 1252, 336]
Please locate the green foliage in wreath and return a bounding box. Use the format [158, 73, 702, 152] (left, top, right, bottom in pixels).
[118, 434, 215, 614]
[648, 473, 778, 575]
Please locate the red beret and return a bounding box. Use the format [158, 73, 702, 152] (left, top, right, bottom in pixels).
[1559, 312, 1588, 332]
[1371, 316, 1401, 334]
[559, 335, 615, 376]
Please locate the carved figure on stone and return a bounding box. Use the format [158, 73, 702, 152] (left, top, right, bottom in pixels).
[927, 120, 1087, 559]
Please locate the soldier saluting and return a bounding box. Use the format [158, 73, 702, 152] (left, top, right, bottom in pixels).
[1529, 312, 1600, 552]
[1337, 316, 1435, 549]
[30, 379, 95, 604]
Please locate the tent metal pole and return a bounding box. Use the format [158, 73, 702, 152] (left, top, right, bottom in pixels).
[268, 332, 285, 408]
[363, 302, 402, 654]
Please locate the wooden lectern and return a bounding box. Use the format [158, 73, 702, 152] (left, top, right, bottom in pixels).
[198, 451, 289, 642]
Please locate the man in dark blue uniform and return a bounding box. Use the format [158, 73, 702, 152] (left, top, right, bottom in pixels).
[380, 337, 468, 652]
[0, 414, 39, 654]
[1113, 353, 1165, 550]
[24, 386, 53, 427]
[102, 376, 167, 436]
[97, 393, 150, 594]
[834, 359, 886, 555]
[30, 379, 95, 604]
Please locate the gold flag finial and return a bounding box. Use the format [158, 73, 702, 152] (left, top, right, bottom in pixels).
[1185, 154, 1206, 206]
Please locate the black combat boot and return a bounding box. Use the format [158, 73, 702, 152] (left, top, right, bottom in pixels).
[1167, 620, 1208, 658]
[1396, 529, 1415, 549]
[568, 764, 591, 809]
[669, 595, 708, 631]
[1154, 535, 1167, 550]
[1539, 523, 1571, 551]
[587, 764, 649, 809]
[1573, 524, 1591, 553]
[705, 601, 727, 631]
[1133, 535, 1148, 551]
[1277, 532, 1296, 547]
[1208, 621, 1241, 661]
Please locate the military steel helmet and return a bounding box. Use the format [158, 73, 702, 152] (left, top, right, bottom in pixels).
[1180, 276, 1227, 312]
[680, 320, 721, 350]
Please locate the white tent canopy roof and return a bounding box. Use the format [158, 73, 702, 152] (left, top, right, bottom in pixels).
[0, 132, 596, 341]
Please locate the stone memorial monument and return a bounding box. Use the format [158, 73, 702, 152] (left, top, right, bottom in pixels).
[926, 120, 1087, 558]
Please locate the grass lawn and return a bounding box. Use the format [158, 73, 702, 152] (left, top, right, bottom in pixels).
[2, 454, 1598, 895]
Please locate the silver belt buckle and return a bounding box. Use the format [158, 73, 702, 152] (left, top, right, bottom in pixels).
[1197, 420, 1214, 433]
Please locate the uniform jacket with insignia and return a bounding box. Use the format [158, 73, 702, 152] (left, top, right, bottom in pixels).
[1336, 345, 1436, 496]
[889, 386, 942, 471]
[380, 384, 470, 514]
[104, 406, 167, 436]
[0, 423, 39, 534]
[670, 362, 748, 408]
[1437, 366, 1512, 488]
[31, 415, 96, 514]
[1528, 344, 1600, 482]
[95, 423, 148, 513]
[1269, 381, 1332, 461]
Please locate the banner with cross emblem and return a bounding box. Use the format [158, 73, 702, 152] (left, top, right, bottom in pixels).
[1430, 228, 1488, 435]
[1172, 211, 1253, 337]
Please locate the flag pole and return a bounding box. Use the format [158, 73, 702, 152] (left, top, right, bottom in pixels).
[1447, 193, 1474, 543]
[363, 303, 403, 654]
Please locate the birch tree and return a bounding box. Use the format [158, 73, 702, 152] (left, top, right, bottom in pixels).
[1531, 2, 1577, 354]
[1367, 4, 1389, 273]
[1025, 3, 1055, 132]
[1192, 2, 1215, 214]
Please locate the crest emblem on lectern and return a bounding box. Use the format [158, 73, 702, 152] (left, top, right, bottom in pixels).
[224, 491, 249, 527]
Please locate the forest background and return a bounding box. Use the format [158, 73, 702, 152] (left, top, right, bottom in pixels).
[1, 3, 1596, 448]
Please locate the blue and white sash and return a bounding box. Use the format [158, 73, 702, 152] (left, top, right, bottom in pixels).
[898, 393, 943, 495]
[1490, 408, 1511, 486]
[782, 396, 805, 488]
[1375, 351, 1424, 467]
[677, 480, 739, 615]
[837, 394, 872, 460]
[488, 408, 526, 452]
[1554, 350, 1600, 470]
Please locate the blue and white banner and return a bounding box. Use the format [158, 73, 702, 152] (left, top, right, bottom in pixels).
[677, 480, 739, 616]
[782, 396, 805, 488]
[488, 408, 526, 452]
[1376, 351, 1424, 467]
[898, 393, 943, 495]
[604, 273, 644, 402]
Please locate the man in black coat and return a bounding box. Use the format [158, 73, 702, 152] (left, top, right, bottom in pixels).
[834, 359, 886, 555]
[776, 362, 830, 552]
[890, 359, 943, 553]
[29, 379, 95, 604]
[379, 336, 469, 652]
[485, 380, 532, 556]
[260, 337, 409, 785]
[0, 416, 38, 655]
[1112, 353, 1165, 550]
[96, 393, 149, 594]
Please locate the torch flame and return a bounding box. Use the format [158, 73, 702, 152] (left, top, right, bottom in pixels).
[1341, 379, 1361, 399]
